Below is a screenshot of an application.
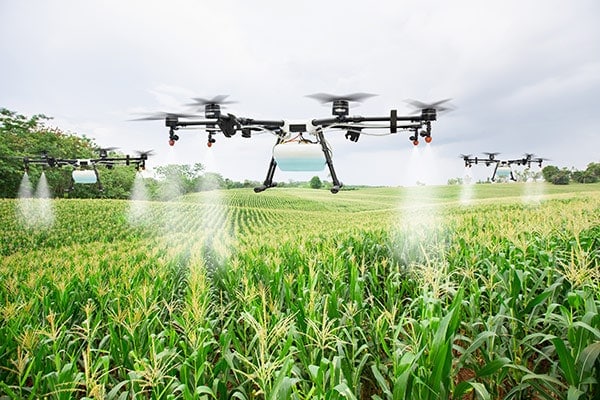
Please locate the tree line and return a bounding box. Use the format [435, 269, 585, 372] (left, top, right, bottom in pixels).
[541, 163, 600, 185]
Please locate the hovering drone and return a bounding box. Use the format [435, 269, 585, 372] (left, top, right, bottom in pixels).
[461, 152, 546, 182]
[134, 94, 453, 194]
[16, 148, 152, 191]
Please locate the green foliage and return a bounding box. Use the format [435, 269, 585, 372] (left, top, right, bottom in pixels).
[542, 165, 560, 182]
[447, 177, 464, 185]
[544, 163, 600, 185]
[1, 185, 600, 398]
[552, 169, 572, 185]
[309, 175, 323, 189]
[573, 163, 600, 184]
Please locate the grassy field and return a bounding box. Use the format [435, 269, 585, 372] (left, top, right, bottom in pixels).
[1, 182, 599, 399]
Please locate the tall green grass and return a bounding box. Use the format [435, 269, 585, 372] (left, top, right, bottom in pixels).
[1, 184, 599, 399]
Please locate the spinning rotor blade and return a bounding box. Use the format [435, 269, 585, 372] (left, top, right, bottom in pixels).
[406, 98, 455, 114]
[134, 149, 155, 158]
[130, 112, 200, 121]
[95, 146, 119, 157]
[460, 154, 473, 159]
[306, 92, 377, 103]
[483, 152, 500, 157]
[186, 95, 237, 107]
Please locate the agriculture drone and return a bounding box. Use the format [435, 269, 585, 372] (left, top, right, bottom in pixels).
[14, 148, 153, 191]
[461, 152, 546, 182]
[134, 94, 453, 194]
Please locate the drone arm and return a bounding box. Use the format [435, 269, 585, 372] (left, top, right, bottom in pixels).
[95, 156, 145, 165]
[174, 120, 219, 128]
[237, 118, 285, 127]
[312, 114, 422, 127]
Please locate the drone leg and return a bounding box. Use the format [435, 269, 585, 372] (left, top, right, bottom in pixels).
[316, 130, 342, 194]
[491, 163, 499, 182]
[93, 165, 104, 192]
[254, 138, 283, 193]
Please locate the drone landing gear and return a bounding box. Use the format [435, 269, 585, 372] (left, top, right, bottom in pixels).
[254, 134, 343, 194]
[254, 138, 283, 193]
[254, 157, 278, 193]
[316, 130, 343, 194]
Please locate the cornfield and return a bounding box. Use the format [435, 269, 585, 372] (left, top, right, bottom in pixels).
[1, 183, 599, 399]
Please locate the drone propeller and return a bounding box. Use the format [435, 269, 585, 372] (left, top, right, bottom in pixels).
[483, 152, 500, 158]
[460, 154, 473, 159]
[306, 92, 377, 117]
[130, 112, 200, 121]
[186, 95, 237, 107]
[185, 95, 238, 119]
[95, 146, 118, 158]
[305, 92, 377, 104]
[523, 152, 535, 158]
[134, 150, 155, 158]
[406, 98, 455, 115]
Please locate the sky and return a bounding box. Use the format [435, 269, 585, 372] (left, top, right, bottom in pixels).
[1, 0, 599, 186]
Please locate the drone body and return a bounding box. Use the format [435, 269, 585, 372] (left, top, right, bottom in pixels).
[135, 93, 453, 193]
[461, 152, 546, 182]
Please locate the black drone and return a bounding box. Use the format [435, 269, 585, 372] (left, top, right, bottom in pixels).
[461, 152, 546, 182]
[134, 93, 453, 194]
[16, 148, 153, 191]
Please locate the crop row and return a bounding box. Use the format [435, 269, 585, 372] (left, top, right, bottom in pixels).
[0, 190, 599, 398]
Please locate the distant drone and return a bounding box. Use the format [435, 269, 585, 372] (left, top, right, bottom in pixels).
[15, 148, 152, 191]
[134, 94, 453, 194]
[461, 152, 546, 181]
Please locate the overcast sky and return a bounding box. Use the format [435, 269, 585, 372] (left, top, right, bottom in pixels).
[1, 0, 599, 186]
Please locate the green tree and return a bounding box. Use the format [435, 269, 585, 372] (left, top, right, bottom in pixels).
[541, 165, 560, 182]
[198, 172, 225, 191]
[153, 163, 206, 199]
[585, 162, 600, 181]
[309, 175, 323, 189]
[551, 169, 571, 185]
